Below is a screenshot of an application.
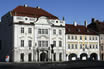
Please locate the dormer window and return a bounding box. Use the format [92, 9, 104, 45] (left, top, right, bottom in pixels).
[56, 21, 58, 23]
[77, 29, 80, 32]
[87, 30, 89, 32]
[25, 18, 28, 20]
[68, 28, 70, 32]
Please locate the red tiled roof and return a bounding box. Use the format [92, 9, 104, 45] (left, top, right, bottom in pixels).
[11, 6, 58, 19]
[66, 24, 97, 35]
[88, 20, 104, 34]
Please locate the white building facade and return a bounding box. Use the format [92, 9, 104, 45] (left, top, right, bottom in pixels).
[0, 5, 66, 62]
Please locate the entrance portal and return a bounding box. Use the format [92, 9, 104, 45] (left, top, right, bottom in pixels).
[40, 52, 48, 61]
[68, 53, 77, 61]
[80, 53, 88, 60]
[90, 53, 98, 60]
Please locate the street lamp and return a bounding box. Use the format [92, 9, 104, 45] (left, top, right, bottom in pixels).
[51, 44, 54, 62]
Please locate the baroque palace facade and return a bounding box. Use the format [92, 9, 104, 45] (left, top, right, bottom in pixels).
[0, 5, 100, 62]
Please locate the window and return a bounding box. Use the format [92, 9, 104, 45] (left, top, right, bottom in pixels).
[85, 36, 87, 40]
[20, 53, 24, 62]
[59, 30, 62, 35]
[75, 44, 77, 49]
[90, 44, 92, 49]
[21, 40, 24, 47]
[46, 29, 48, 34]
[38, 41, 48, 47]
[80, 44, 82, 49]
[42, 29, 44, 34]
[56, 21, 58, 23]
[80, 36, 82, 40]
[96, 37, 97, 40]
[93, 45, 95, 49]
[68, 35, 70, 39]
[93, 37, 94, 40]
[53, 41, 56, 47]
[38, 29, 41, 34]
[28, 40, 32, 47]
[38, 41, 41, 47]
[53, 29, 56, 35]
[28, 53, 32, 61]
[38, 29, 48, 34]
[75, 36, 77, 40]
[25, 18, 28, 20]
[21, 27, 24, 33]
[72, 44, 74, 49]
[72, 36, 74, 40]
[85, 44, 87, 49]
[89, 37, 91, 40]
[28, 28, 32, 34]
[46, 41, 48, 47]
[96, 45, 98, 49]
[59, 41, 62, 47]
[68, 44, 70, 49]
[59, 53, 62, 61]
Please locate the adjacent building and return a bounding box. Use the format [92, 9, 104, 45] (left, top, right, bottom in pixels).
[88, 18, 104, 60]
[65, 21, 100, 61]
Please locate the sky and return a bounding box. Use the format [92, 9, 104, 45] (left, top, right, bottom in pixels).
[0, 0, 104, 25]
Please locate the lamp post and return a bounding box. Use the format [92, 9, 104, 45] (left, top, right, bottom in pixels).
[51, 44, 54, 62]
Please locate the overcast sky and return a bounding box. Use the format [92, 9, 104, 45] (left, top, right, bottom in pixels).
[0, 0, 104, 25]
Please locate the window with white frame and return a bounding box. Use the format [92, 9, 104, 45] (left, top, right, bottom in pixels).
[75, 36, 77, 40]
[59, 30, 62, 35]
[38, 29, 41, 34]
[21, 40, 24, 47]
[59, 41, 62, 47]
[68, 35, 70, 39]
[85, 44, 87, 49]
[53, 41, 56, 47]
[80, 36, 82, 40]
[96, 44, 98, 49]
[80, 44, 82, 49]
[68, 44, 70, 49]
[75, 44, 77, 49]
[96, 37, 97, 40]
[38, 41, 48, 47]
[89, 37, 91, 40]
[53, 29, 56, 35]
[28, 40, 32, 47]
[72, 44, 74, 49]
[85, 36, 87, 40]
[21, 27, 24, 33]
[72, 36, 74, 40]
[28, 28, 32, 34]
[90, 44, 92, 49]
[38, 29, 48, 34]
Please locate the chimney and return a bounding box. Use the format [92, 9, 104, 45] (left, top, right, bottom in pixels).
[24, 4, 28, 7]
[73, 21, 77, 26]
[62, 16, 65, 21]
[36, 6, 40, 9]
[92, 18, 95, 23]
[84, 20, 87, 27]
